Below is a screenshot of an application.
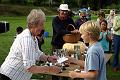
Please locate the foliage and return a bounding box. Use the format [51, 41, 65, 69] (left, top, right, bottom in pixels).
[0, 0, 120, 10]
[33, 0, 47, 6]
[0, 4, 58, 16]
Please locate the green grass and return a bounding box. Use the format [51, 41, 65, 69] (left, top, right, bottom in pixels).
[0, 15, 120, 80]
[0, 16, 26, 63]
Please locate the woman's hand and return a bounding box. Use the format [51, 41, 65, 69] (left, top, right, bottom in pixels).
[39, 55, 58, 63]
[47, 55, 58, 63]
[106, 30, 112, 42]
[69, 71, 78, 78]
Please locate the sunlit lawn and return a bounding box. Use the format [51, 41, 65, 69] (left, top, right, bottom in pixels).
[0, 15, 120, 80]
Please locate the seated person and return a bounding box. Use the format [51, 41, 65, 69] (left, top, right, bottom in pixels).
[75, 11, 88, 29]
[14, 26, 23, 38]
[96, 11, 105, 28]
[98, 20, 112, 65]
[99, 20, 112, 53]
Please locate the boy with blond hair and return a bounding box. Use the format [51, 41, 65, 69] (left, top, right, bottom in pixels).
[69, 21, 107, 80]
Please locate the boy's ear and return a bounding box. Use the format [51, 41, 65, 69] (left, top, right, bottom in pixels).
[88, 32, 93, 38]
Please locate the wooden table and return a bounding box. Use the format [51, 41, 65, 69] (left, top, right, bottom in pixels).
[44, 64, 80, 77]
[41, 53, 112, 80]
[42, 64, 83, 80]
[105, 53, 112, 63]
[49, 64, 80, 77]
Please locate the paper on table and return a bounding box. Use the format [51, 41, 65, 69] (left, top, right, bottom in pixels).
[57, 57, 68, 63]
[74, 69, 81, 72]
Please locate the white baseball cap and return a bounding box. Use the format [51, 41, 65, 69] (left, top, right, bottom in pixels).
[58, 4, 70, 11]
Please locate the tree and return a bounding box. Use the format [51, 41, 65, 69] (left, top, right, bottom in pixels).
[48, 0, 53, 6]
[33, 0, 47, 6]
[9, 0, 26, 5]
[74, 0, 82, 7]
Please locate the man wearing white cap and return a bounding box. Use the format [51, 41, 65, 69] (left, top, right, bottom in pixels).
[51, 4, 79, 80]
[51, 4, 79, 51]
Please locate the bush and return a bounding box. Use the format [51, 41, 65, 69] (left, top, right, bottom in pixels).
[0, 4, 57, 16]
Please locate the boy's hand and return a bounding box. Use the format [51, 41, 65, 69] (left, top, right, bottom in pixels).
[69, 71, 78, 78]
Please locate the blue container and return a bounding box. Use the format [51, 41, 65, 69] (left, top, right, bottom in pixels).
[44, 31, 49, 38]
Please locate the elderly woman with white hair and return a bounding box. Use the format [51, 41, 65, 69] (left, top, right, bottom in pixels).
[0, 9, 61, 80]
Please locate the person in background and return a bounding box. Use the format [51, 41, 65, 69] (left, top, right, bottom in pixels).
[106, 9, 115, 31]
[14, 26, 23, 38]
[75, 11, 88, 29]
[75, 11, 88, 46]
[68, 21, 107, 80]
[96, 11, 105, 28]
[51, 4, 79, 52]
[98, 20, 112, 65]
[86, 7, 91, 20]
[51, 4, 79, 80]
[106, 10, 115, 53]
[36, 29, 45, 51]
[112, 14, 120, 72]
[16, 26, 23, 34]
[0, 9, 61, 80]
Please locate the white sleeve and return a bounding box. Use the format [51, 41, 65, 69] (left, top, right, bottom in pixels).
[21, 36, 37, 69]
[35, 38, 44, 60]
